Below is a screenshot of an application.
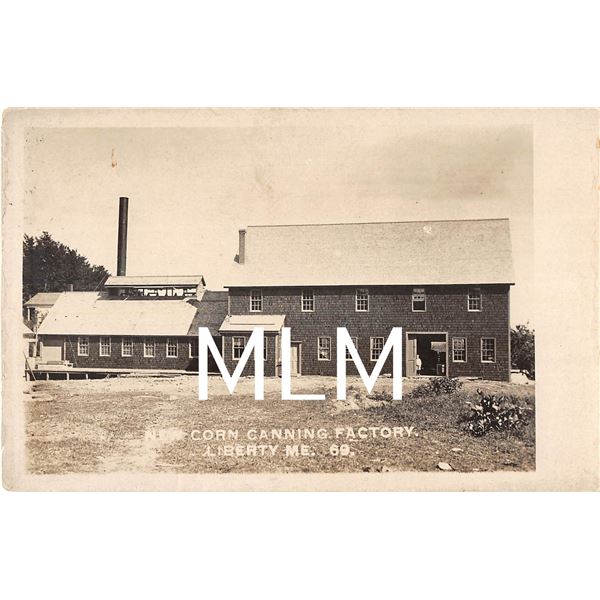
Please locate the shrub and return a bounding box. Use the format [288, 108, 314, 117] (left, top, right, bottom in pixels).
[462, 390, 527, 437]
[411, 377, 463, 397]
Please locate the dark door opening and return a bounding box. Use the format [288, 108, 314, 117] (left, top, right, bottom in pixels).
[406, 333, 447, 376]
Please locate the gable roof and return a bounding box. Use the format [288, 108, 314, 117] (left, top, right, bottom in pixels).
[24, 292, 62, 307]
[225, 219, 514, 287]
[104, 275, 205, 288]
[37, 292, 199, 336]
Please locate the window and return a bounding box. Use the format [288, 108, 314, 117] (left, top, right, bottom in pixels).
[263, 337, 268, 361]
[166, 338, 178, 358]
[317, 337, 331, 361]
[468, 289, 482, 311]
[345, 337, 358, 361]
[144, 338, 156, 358]
[250, 289, 262, 312]
[122, 337, 133, 357]
[481, 338, 496, 363]
[99, 337, 111, 357]
[452, 337, 467, 362]
[301, 289, 314, 312]
[232, 336, 246, 360]
[355, 288, 369, 312]
[77, 336, 89, 356]
[189, 338, 198, 358]
[412, 288, 426, 312]
[370, 337, 384, 361]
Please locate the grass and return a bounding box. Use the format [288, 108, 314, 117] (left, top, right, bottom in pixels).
[25, 375, 535, 474]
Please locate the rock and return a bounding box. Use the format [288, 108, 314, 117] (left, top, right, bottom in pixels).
[381, 466, 391, 473]
[451, 447, 463, 453]
[437, 462, 453, 471]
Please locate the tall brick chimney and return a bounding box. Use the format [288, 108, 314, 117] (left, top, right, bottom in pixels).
[117, 197, 129, 276]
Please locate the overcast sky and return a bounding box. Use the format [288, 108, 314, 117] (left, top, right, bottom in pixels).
[24, 116, 533, 325]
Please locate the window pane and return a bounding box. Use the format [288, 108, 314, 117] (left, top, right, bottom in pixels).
[371, 337, 383, 360]
[302, 290, 314, 311]
[412, 288, 426, 311]
[250, 289, 262, 311]
[318, 337, 331, 360]
[356, 289, 369, 311]
[345, 338, 358, 360]
[233, 337, 246, 359]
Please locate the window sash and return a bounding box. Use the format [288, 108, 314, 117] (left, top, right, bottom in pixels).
[250, 289, 263, 312]
[345, 337, 358, 361]
[122, 338, 133, 357]
[355, 288, 369, 312]
[468, 290, 482, 311]
[452, 337, 467, 362]
[412, 288, 426, 311]
[301, 290, 314, 312]
[166, 338, 178, 357]
[370, 337, 384, 361]
[232, 336, 246, 360]
[144, 338, 156, 357]
[481, 338, 496, 362]
[77, 336, 89, 356]
[317, 337, 331, 361]
[99, 337, 111, 356]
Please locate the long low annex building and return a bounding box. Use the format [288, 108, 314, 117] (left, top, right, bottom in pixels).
[35, 280, 227, 374]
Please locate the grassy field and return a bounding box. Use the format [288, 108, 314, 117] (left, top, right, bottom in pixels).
[25, 375, 535, 474]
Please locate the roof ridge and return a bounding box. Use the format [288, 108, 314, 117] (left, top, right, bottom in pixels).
[246, 218, 510, 229]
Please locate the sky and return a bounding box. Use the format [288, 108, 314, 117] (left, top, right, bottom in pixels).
[24, 115, 533, 325]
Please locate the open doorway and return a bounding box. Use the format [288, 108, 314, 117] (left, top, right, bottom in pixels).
[406, 332, 447, 376]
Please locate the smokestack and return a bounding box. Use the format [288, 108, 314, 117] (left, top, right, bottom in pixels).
[117, 196, 129, 276]
[238, 229, 246, 264]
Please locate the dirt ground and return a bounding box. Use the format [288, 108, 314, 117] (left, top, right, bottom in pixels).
[24, 375, 535, 474]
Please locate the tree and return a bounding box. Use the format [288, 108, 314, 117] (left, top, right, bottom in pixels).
[23, 232, 110, 303]
[511, 323, 535, 380]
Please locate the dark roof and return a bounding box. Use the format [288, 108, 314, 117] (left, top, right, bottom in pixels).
[225, 218, 515, 287]
[187, 291, 229, 336]
[24, 292, 62, 306]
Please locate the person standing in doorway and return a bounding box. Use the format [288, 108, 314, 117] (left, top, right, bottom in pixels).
[415, 354, 422, 375]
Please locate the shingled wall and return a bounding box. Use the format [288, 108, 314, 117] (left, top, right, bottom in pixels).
[223, 284, 510, 381]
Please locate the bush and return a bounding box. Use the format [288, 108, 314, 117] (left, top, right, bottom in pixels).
[411, 377, 463, 397]
[462, 390, 527, 436]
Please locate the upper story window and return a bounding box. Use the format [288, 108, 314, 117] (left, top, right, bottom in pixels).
[144, 338, 156, 358]
[468, 289, 482, 311]
[370, 337, 384, 361]
[99, 337, 111, 357]
[317, 337, 331, 361]
[345, 337, 358, 361]
[250, 289, 263, 312]
[122, 337, 133, 357]
[233, 336, 246, 360]
[77, 336, 89, 357]
[452, 337, 467, 362]
[355, 288, 369, 312]
[301, 289, 314, 312]
[481, 338, 496, 363]
[412, 288, 426, 312]
[166, 338, 178, 358]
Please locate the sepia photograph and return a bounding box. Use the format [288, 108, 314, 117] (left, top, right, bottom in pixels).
[5, 109, 544, 483]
